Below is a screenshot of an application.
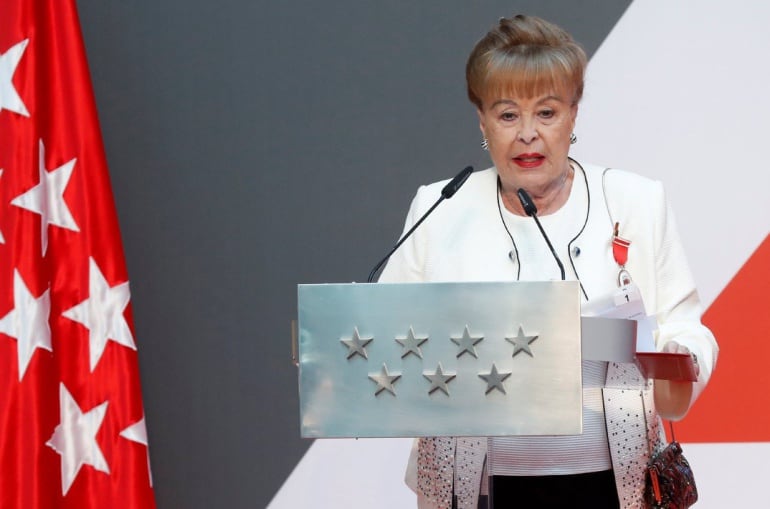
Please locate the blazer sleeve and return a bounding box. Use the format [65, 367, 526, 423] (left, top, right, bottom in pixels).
[648, 179, 719, 407]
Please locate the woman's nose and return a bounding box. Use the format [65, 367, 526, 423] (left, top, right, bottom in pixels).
[517, 121, 538, 143]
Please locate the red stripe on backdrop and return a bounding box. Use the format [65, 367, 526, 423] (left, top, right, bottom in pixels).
[678, 234, 770, 442]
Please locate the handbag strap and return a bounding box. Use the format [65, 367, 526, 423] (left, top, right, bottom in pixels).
[640, 389, 678, 458]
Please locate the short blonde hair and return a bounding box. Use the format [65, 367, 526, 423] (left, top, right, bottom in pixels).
[466, 15, 587, 109]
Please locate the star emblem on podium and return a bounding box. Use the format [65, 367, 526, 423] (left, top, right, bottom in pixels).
[368, 363, 401, 396]
[505, 325, 538, 357]
[478, 363, 512, 394]
[450, 325, 483, 358]
[395, 326, 428, 359]
[423, 363, 456, 396]
[340, 327, 373, 359]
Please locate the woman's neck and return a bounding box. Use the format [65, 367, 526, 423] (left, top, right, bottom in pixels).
[500, 162, 575, 216]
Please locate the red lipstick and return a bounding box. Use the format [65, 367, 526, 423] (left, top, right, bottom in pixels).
[513, 153, 545, 168]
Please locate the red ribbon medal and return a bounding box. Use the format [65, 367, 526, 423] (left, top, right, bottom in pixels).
[612, 222, 632, 286]
[612, 237, 630, 266]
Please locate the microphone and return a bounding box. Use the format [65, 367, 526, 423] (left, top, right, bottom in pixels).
[441, 165, 473, 198]
[367, 166, 474, 282]
[516, 188, 565, 280]
[515, 188, 538, 216]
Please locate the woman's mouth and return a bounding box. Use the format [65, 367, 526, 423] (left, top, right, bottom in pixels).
[512, 153, 545, 168]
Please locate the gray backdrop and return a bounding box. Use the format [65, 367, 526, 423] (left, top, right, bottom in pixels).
[74, 1, 632, 507]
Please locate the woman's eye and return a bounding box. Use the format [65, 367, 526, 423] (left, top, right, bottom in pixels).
[500, 112, 517, 121]
[539, 109, 555, 119]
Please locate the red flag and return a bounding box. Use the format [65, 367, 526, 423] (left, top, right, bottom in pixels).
[0, 1, 157, 507]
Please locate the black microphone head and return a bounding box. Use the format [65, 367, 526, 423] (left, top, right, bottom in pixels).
[516, 188, 537, 216]
[441, 166, 473, 199]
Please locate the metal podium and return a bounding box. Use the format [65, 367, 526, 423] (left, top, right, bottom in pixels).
[297, 281, 636, 439]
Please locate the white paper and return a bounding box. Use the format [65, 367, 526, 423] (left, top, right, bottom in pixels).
[581, 283, 657, 352]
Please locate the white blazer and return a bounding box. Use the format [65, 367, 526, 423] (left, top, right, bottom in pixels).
[379, 162, 718, 509]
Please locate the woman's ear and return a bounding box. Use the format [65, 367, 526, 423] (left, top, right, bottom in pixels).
[477, 108, 486, 138]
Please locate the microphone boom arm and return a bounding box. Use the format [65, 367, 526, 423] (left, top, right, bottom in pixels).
[366, 166, 473, 283]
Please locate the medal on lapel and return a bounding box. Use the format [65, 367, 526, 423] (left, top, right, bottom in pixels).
[612, 222, 632, 287]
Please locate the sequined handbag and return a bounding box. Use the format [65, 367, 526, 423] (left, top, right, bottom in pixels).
[644, 422, 698, 508]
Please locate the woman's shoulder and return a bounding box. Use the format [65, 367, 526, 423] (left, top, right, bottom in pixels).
[578, 162, 667, 232]
[579, 162, 664, 205]
[420, 166, 497, 192]
[580, 161, 658, 188]
[412, 167, 497, 206]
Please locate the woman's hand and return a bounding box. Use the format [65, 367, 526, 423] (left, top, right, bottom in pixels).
[653, 341, 698, 420]
[661, 340, 700, 377]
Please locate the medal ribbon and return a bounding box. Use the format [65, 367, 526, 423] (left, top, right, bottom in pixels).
[612, 222, 631, 267]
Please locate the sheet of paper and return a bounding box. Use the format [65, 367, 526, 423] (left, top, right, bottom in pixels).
[581, 283, 657, 352]
[581, 284, 696, 380]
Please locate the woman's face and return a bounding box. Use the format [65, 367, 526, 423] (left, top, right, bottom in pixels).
[478, 88, 577, 197]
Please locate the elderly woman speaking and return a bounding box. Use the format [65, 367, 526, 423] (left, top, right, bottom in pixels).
[378, 14, 718, 509]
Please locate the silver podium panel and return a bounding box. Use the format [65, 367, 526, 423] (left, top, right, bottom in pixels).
[298, 281, 582, 438]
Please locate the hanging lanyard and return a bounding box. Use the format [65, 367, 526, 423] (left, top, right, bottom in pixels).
[612, 222, 632, 287]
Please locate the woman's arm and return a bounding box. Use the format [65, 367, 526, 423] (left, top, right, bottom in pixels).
[648, 181, 718, 419]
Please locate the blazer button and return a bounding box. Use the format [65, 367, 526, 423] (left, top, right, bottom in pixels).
[571, 246, 581, 257]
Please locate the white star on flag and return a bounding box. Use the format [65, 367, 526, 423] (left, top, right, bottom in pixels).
[0, 39, 30, 117]
[46, 383, 110, 496]
[0, 169, 5, 244]
[0, 269, 52, 380]
[63, 257, 136, 372]
[120, 417, 154, 487]
[11, 139, 80, 256]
